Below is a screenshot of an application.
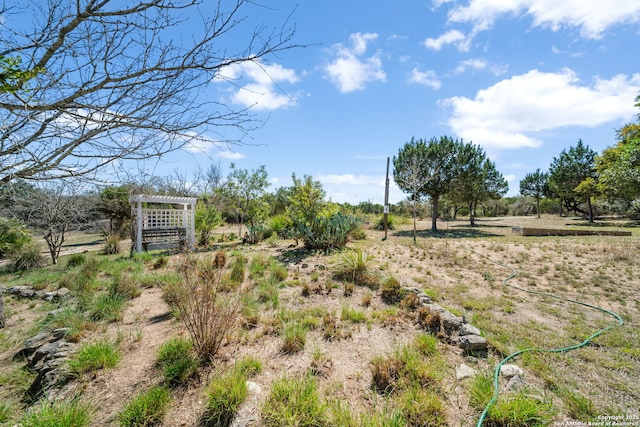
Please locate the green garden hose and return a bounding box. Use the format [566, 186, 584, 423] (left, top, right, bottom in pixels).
[472, 250, 625, 427]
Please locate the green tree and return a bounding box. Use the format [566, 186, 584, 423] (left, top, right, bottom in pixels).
[392, 138, 429, 241]
[0, 1, 296, 185]
[519, 169, 549, 218]
[596, 96, 640, 214]
[96, 186, 132, 235]
[394, 136, 461, 233]
[286, 174, 326, 229]
[194, 199, 222, 247]
[449, 144, 508, 226]
[0, 55, 41, 93]
[220, 164, 270, 239]
[548, 140, 598, 222]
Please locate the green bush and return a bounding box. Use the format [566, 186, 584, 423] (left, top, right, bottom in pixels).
[118, 386, 171, 427]
[292, 212, 363, 251]
[102, 233, 121, 255]
[66, 253, 87, 268]
[269, 214, 291, 238]
[0, 217, 32, 258]
[12, 243, 45, 272]
[374, 215, 395, 231]
[334, 249, 379, 289]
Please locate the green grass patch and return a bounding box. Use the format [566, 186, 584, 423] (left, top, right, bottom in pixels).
[262, 374, 327, 426]
[69, 339, 121, 377]
[157, 336, 199, 386]
[118, 386, 171, 427]
[20, 399, 91, 427]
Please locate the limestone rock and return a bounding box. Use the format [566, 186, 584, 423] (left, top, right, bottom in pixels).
[456, 364, 478, 380]
[456, 334, 488, 352]
[500, 364, 524, 378]
[460, 323, 481, 336]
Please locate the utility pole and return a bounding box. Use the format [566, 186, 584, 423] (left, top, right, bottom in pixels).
[383, 157, 390, 241]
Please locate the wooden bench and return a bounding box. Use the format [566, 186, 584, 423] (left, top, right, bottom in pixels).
[141, 227, 187, 251]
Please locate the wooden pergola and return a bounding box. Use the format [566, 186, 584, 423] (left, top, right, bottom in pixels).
[129, 194, 197, 253]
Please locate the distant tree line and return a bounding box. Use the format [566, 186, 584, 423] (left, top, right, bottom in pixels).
[519, 92, 640, 222]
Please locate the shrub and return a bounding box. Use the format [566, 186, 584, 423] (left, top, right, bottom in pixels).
[281, 322, 307, 354]
[118, 386, 171, 427]
[110, 272, 141, 300]
[380, 276, 405, 304]
[102, 233, 121, 255]
[172, 255, 241, 362]
[0, 217, 32, 258]
[65, 253, 86, 268]
[374, 215, 395, 231]
[291, 212, 363, 251]
[157, 337, 199, 386]
[20, 399, 91, 427]
[12, 243, 45, 272]
[269, 214, 291, 238]
[334, 249, 379, 289]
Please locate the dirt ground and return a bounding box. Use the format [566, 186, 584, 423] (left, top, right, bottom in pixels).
[1, 215, 639, 426]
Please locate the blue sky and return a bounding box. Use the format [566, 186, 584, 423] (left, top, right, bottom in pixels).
[160, 0, 640, 204]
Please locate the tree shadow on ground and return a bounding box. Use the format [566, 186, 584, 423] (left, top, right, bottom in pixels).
[566, 219, 640, 228]
[275, 246, 317, 264]
[392, 224, 502, 239]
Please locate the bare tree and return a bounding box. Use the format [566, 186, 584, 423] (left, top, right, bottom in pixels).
[0, 0, 297, 185]
[12, 183, 93, 264]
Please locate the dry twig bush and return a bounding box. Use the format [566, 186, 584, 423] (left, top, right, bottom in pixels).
[170, 254, 241, 362]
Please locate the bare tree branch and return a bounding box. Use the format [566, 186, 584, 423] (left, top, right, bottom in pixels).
[0, 0, 299, 184]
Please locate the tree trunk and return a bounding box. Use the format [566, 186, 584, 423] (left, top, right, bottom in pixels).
[412, 202, 417, 244]
[536, 196, 541, 218]
[469, 202, 475, 226]
[0, 291, 5, 329]
[587, 196, 594, 223]
[431, 197, 439, 232]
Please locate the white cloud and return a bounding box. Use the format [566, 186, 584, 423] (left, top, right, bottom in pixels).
[423, 29, 468, 51]
[445, 0, 640, 39]
[215, 150, 245, 160]
[409, 68, 442, 90]
[216, 60, 300, 111]
[315, 173, 404, 204]
[317, 174, 382, 186]
[455, 58, 487, 74]
[324, 33, 386, 93]
[444, 69, 640, 150]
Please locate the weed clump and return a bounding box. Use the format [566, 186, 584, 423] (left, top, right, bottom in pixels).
[333, 249, 380, 289]
[380, 276, 405, 304]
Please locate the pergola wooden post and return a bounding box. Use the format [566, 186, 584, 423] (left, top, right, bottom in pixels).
[129, 194, 197, 253]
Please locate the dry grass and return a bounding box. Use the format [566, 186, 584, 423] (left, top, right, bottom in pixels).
[0, 215, 638, 426]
